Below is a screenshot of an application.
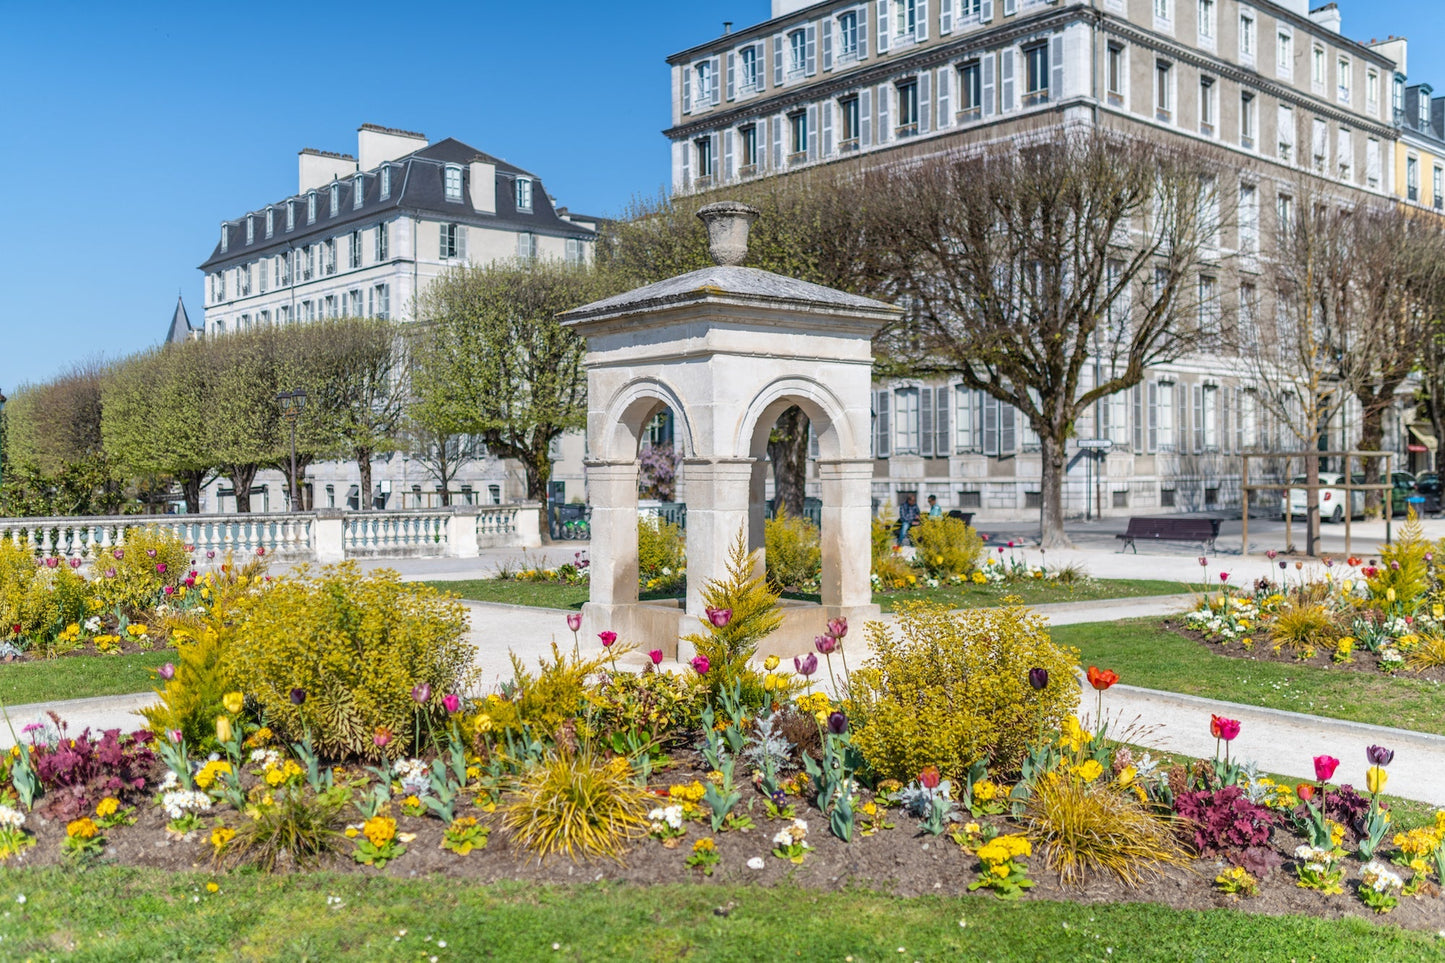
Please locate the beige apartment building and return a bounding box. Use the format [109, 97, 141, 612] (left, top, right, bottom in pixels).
[666, 0, 1415, 519]
[196, 124, 599, 512]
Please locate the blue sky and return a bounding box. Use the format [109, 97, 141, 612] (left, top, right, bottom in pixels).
[0, 0, 1439, 394]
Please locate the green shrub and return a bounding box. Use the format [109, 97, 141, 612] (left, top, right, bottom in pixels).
[847, 602, 1079, 782]
[0, 539, 90, 651]
[637, 515, 685, 591]
[501, 747, 651, 863]
[223, 563, 475, 760]
[88, 528, 190, 619]
[909, 516, 983, 578]
[764, 509, 821, 590]
[681, 529, 784, 704]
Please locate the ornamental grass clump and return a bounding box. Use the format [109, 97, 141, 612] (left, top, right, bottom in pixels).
[1023, 772, 1191, 886]
[1267, 600, 1342, 659]
[501, 747, 651, 863]
[214, 784, 348, 872]
[847, 602, 1079, 782]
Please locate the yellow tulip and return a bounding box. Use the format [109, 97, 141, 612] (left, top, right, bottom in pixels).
[222, 692, 244, 715]
[1435, 604, 1444, 619]
[1387, 588, 1397, 603]
[216, 716, 233, 743]
[1366, 765, 1388, 795]
[763, 655, 780, 671]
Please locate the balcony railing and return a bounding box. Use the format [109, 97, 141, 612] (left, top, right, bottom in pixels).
[1023, 89, 1050, 107]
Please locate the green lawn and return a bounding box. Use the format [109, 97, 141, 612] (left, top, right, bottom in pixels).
[0, 650, 170, 707]
[1052, 619, 1445, 737]
[0, 868, 1437, 962]
[426, 578, 1191, 614]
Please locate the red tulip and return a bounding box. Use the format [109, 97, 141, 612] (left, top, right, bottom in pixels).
[1296, 783, 1315, 802]
[1086, 666, 1119, 691]
[919, 765, 941, 790]
[1347, 556, 1362, 567]
[1209, 714, 1240, 741]
[1218, 572, 1229, 583]
[598, 631, 617, 648]
[1313, 755, 1339, 782]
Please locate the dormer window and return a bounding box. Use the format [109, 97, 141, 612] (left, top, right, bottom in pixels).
[1421, 90, 1432, 128]
[246, 216, 254, 245]
[286, 201, 295, 231]
[380, 166, 391, 200]
[515, 177, 533, 212]
[353, 174, 364, 209]
[307, 192, 317, 224]
[329, 183, 339, 216]
[220, 223, 228, 253]
[444, 164, 463, 202]
[265, 207, 274, 238]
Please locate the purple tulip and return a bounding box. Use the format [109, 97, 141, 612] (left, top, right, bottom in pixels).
[146, 549, 157, 558]
[1279, 560, 1288, 570]
[206, 550, 216, 560]
[690, 655, 710, 675]
[1366, 745, 1394, 766]
[826, 617, 848, 639]
[706, 607, 733, 628]
[104, 568, 116, 579]
[566, 612, 582, 632]
[158, 663, 176, 681]
[290, 688, 307, 706]
[1198, 556, 1207, 567]
[794, 653, 818, 677]
[442, 693, 461, 713]
[1028, 667, 1049, 690]
[814, 634, 838, 655]
[827, 711, 848, 735]
[411, 683, 431, 704]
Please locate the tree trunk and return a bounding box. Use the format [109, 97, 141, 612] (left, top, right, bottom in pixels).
[523, 442, 553, 542]
[1038, 434, 1073, 549]
[355, 447, 373, 512]
[767, 407, 810, 519]
[223, 464, 259, 513]
[1356, 403, 1386, 518]
[178, 470, 205, 514]
[1304, 447, 1321, 557]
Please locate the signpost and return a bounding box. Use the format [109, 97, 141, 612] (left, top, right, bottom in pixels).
[1077, 440, 1111, 520]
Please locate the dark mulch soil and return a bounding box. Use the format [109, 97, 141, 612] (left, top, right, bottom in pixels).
[1167, 619, 1445, 684]
[7, 750, 1445, 934]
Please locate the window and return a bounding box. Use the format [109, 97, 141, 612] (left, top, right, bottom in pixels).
[371, 284, 390, 320]
[1394, 76, 1405, 117]
[1277, 193, 1293, 240]
[258, 261, 267, 294]
[216, 271, 225, 301]
[348, 290, 362, 316]
[1366, 138, 1381, 188]
[444, 165, 462, 202]
[565, 237, 585, 265]
[1435, 166, 1443, 209]
[219, 223, 228, 253]
[1151, 381, 1176, 451]
[1311, 46, 1325, 89]
[238, 264, 251, 297]
[1239, 283, 1258, 344]
[301, 300, 313, 321]
[1198, 275, 1218, 335]
[840, 97, 860, 150]
[1276, 30, 1292, 80]
[1311, 118, 1327, 172]
[353, 174, 364, 209]
[1153, 0, 1171, 26]
[1202, 386, 1219, 449]
[895, 0, 918, 41]
[1366, 69, 1379, 113]
[246, 215, 254, 245]
[375, 221, 388, 261]
[1421, 92, 1431, 129]
[323, 238, 337, 275]
[515, 177, 533, 212]
[1407, 155, 1419, 202]
[1239, 182, 1258, 253]
[279, 252, 291, 286]
[740, 45, 760, 91]
[307, 192, 317, 224]
[894, 387, 921, 453]
[960, 60, 983, 119]
[278, 305, 291, 324]
[1155, 60, 1173, 122]
[1197, 0, 1214, 41]
[696, 59, 714, 101]
[264, 207, 274, 238]
[897, 80, 919, 136]
[350, 230, 362, 269]
[837, 11, 858, 60]
[379, 166, 391, 200]
[302, 245, 314, 281]
[286, 201, 295, 231]
[789, 110, 808, 159]
[695, 137, 714, 179]
[329, 182, 339, 216]
[1199, 77, 1215, 135]
[1106, 44, 1124, 106]
[1239, 10, 1255, 62]
[1240, 92, 1256, 149]
[440, 222, 459, 259]
[740, 124, 759, 169]
[788, 29, 806, 77]
[324, 295, 336, 319]
[1338, 58, 1351, 103]
[1277, 103, 1295, 162]
[1024, 44, 1049, 106]
[1337, 128, 1353, 180]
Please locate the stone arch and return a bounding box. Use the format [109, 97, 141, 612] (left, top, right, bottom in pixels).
[596, 377, 697, 463]
[735, 376, 857, 462]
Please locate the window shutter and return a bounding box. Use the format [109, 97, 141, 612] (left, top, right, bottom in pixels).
[1193, 385, 1204, 453]
[807, 104, 819, 158]
[1051, 33, 1064, 100]
[822, 101, 835, 156]
[1133, 384, 1144, 451]
[724, 129, 735, 179]
[982, 54, 996, 118]
[877, 0, 890, 52]
[438, 223, 446, 256]
[936, 66, 952, 127]
[1177, 384, 1187, 451]
[774, 35, 784, 85]
[711, 132, 721, 175]
[727, 51, 736, 100]
[1000, 48, 1015, 112]
[919, 70, 931, 134]
[859, 87, 872, 146]
[1221, 389, 1231, 452]
[683, 66, 692, 113]
[857, 3, 869, 58]
[711, 56, 721, 105]
[1148, 382, 1158, 452]
[980, 0, 993, 21]
[457, 225, 467, 262]
[878, 84, 891, 142]
[806, 22, 817, 76]
[822, 18, 832, 70]
[916, 0, 929, 41]
[934, 387, 950, 456]
[679, 140, 691, 188]
[1001, 405, 1017, 454]
[772, 114, 784, 168]
[876, 390, 892, 457]
[983, 398, 999, 455]
[920, 387, 934, 456]
[940, 0, 953, 34]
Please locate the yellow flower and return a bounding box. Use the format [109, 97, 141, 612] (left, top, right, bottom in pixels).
[1072, 759, 1104, 782]
[972, 780, 997, 802]
[1366, 765, 1388, 795]
[763, 655, 780, 671]
[95, 798, 119, 818]
[362, 816, 397, 848]
[1434, 604, 1444, 619]
[66, 818, 99, 839]
[963, 822, 981, 835]
[222, 692, 244, 715]
[215, 716, 233, 743]
[1115, 765, 1137, 789]
[474, 714, 493, 734]
[1387, 588, 1397, 603]
[692, 837, 716, 853]
[210, 826, 235, 851]
[195, 759, 232, 790]
[206, 882, 219, 893]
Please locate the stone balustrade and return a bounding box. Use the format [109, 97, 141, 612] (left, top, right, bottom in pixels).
[0, 505, 542, 562]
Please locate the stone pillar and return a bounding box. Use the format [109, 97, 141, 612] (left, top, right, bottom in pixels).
[680, 457, 755, 618]
[446, 507, 481, 558]
[748, 459, 770, 582]
[314, 510, 345, 563]
[584, 460, 640, 606]
[817, 459, 876, 608]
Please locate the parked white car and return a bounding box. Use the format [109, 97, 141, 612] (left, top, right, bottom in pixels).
[1285, 472, 1365, 523]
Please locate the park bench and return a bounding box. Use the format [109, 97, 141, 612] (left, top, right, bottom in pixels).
[1115, 516, 1221, 553]
[947, 510, 976, 527]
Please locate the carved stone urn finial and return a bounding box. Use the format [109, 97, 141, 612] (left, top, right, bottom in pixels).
[696, 201, 760, 267]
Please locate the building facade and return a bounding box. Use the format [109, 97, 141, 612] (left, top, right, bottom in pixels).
[666, 0, 1417, 519]
[196, 124, 599, 512]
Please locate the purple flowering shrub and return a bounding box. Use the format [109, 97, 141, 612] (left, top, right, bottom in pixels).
[637, 445, 680, 502]
[1174, 785, 1281, 877]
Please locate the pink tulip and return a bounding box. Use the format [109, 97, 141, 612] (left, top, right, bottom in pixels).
[1219, 572, 1229, 583]
[648, 649, 664, 665]
[156, 563, 167, 575]
[598, 631, 617, 648]
[146, 549, 157, 558]
[814, 634, 838, 655]
[255, 546, 266, 557]
[158, 663, 176, 681]
[68, 558, 81, 569]
[163, 585, 175, 596]
[566, 612, 582, 632]
[1313, 755, 1340, 782]
[411, 683, 431, 704]
[113, 549, 124, 560]
[442, 694, 461, 714]
[706, 607, 732, 628]
[373, 727, 393, 748]
[44, 557, 58, 569]
[690, 655, 710, 675]
[826, 617, 848, 639]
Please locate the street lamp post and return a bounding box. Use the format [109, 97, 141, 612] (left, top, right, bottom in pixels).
[276, 389, 308, 511]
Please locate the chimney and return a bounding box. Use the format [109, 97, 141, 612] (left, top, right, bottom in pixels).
[298, 149, 357, 194]
[1309, 3, 1341, 35]
[723, 21, 733, 34]
[469, 157, 496, 214]
[1369, 36, 1407, 76]
[357, 124, 429, 170]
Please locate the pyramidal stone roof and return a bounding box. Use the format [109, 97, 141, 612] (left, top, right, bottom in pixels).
[165, 296, 195, 344]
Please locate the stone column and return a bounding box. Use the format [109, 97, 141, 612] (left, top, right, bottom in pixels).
[583, 460, 640, 606]
[816, 459, 876, 608]
[313, 510, 345, 563]
[748, 459, 770, 583]
[680, 457, 756, 618]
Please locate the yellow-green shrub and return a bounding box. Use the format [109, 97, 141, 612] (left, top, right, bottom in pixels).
[1268, 600, 1341, 657]
[223, 563, 474, 760]
[88, 528, 190, 619]
[1023, 774, 1190, 885]
[764, 509, 821, 590]
[681, 530, 783, 704]
[871, 505, 911, 588]
[909, 515, 983, 578]
[0, 539, 90, 651]
[637, 515, 685, 588]
[497, 643, 612, 736]
[501, 748, 651, 863]
[847, 602, 1079, 782]
[1370, 512, 1431, 608]
[140, 623, 231, 750]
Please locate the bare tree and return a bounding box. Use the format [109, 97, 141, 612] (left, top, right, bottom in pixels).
[866, 129, 1224, 548]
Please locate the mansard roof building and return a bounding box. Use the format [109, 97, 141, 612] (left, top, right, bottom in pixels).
[200, 124, 597, 335]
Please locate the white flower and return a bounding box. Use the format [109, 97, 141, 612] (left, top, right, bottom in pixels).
[772, 829, 794, 847]
[160, 790, 212, 819]
[249, 749, 280, 768]
[14, 895, 24, 905]
[158, 770, 180, 792]
[647, 804, 684, 830]
[0, 807, 24, 830]
[746, 857, 765, 870]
